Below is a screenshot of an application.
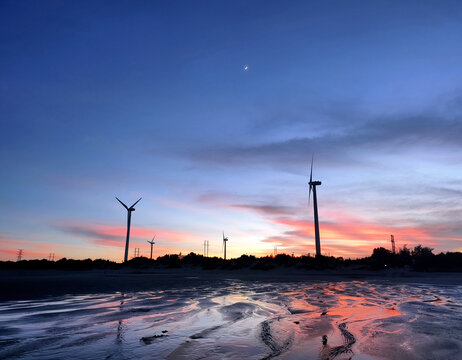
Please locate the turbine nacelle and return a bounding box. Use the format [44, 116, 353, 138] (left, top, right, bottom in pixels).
[308, 156, 322, 205]
[116, 197, 141, 211]
[147, 235, 156, 245]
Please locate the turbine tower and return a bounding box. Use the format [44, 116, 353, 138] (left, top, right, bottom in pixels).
[116, 197, 141, 262]
[222, 232, 228, 260]
[203, 240, 209, 257]
[308, 156, 322, 257]
[147, 235, 156, 260]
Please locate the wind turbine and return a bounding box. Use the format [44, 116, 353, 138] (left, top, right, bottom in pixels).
[147, 235, 156, 260]
[308, 156, 322, 257]
[222, 231, 228, 260]
[116, 197, 141, 262]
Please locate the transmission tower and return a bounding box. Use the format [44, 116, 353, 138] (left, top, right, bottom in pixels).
[274, 246, 278, 256]
[17, 249, 23, 261]
[390, 235, 396, 254]
[134, 248, 140, 257]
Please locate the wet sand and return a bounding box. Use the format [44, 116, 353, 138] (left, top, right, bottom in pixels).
[1, 267, 461, 301]
[0, 276, 461, 359]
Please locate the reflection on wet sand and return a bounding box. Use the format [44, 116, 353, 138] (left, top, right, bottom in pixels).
[0, 280, 461, 359]
[116, 295, 125, 345]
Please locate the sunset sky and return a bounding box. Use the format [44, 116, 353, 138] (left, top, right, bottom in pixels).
[1, 1, 462, 261]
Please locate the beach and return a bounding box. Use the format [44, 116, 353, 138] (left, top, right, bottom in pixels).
[1, 269, 461, 359]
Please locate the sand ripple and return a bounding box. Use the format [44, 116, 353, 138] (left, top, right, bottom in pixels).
[0, 280, 461, 359]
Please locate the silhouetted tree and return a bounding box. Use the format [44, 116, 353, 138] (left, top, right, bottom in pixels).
[433, 252, 462, 271]
[371, 247, 394, 269]
[412, 245, 434, 270]
[233, 255, 256, 268]
[1, 245, 460, 272]
[397, 245, 412, 266]
[156, 254, 182, 268]
[412, 245, 433, 257]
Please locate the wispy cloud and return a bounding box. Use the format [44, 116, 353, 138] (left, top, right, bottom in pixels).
[186, 102, 462, 168]
[230, 204, 298, 216]
[54, 221, 200, 247]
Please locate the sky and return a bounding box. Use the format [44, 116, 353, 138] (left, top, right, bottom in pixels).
[1, 0, 462, 262]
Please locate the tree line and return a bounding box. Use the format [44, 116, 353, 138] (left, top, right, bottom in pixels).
[1, 245, 461, 272]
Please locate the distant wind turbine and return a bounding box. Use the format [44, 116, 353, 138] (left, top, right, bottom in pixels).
[308, 156, 322, 257]
[116, 197, 141, 262]
[147, 235, 156, 260]
[222, 231, 228, 260]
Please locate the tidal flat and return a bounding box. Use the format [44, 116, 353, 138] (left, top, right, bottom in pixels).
[1, 271, 461, 359]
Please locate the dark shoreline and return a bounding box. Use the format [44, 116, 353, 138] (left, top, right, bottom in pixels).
[1, 267, 461, 301]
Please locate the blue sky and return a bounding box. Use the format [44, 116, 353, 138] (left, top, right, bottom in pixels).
[1, 0, 462, 261]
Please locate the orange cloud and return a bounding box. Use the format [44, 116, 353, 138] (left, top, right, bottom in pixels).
[253, 208, 442, 258]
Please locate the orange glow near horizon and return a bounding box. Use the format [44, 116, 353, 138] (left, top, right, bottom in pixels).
[0, 206, 459, 262]
[262, 208, 441, 258]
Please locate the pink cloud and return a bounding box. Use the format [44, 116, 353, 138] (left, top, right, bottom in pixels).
[231, 202, 451, 257]
[54, 221, 202, 248]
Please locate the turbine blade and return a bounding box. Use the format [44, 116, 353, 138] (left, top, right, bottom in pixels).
[308, 155, 313, 206]
[310, 155, 313, 184]
[130, 197, 142, 208]
[152, 235, 156, 241]
[308, 185, 312, 206]
[116, 197, 128, 210]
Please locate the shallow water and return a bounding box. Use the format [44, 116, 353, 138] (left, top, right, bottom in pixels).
[1, 280, 461, 359]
